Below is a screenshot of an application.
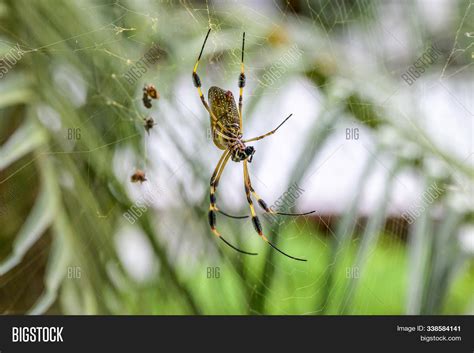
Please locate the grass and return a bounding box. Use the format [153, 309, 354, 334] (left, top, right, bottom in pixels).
[166, 222, 473, 315]
[0, 0, 472, 315]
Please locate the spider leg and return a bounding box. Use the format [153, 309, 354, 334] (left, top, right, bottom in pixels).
[214, 128, 239, 142]
[192, 29, 213, 117]
[243, 113, 293, 143]
[238, 32, 246, 134]
[243, 160, 306, 261]
[208, 150, 257, 256]
[192, 29, 240, 142]
[211, 149, 248, 219]
[244, 164, 315, 217]
[217, 209, 248, 219]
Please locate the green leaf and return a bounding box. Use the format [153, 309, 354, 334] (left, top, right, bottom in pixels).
[406, 177, 434, 314]
[0, 120, 47, 170]
[0, 144, 58, 277]
[0, 173, 56, 275]
[28, 211, 72, 314]
[0, 74, 33, 108]
[28, 153, 71, 314]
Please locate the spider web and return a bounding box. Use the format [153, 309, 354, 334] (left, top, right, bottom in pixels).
[0, 0, 472, 315]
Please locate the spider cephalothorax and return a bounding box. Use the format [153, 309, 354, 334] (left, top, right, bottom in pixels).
[192, 29, 315, 261]
[230, 142, 255, 163]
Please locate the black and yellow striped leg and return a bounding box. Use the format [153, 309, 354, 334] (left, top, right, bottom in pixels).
[244, 163, 315, 217]
[210, 150, 248, 219]
[238, 32, 246, 133]
[208, 150, 257, 256]
[193, 29, 238, 142]
[209, 150, 230, 226]
[243, 160, 306, 261]
[192, 29, 217, 122]
[243, 113, 294, 143]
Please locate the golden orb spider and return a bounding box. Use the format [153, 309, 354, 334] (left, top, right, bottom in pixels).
[192, 29, 314, 261]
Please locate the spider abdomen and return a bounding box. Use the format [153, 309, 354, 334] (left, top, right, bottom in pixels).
[208, 86, 241, 148]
